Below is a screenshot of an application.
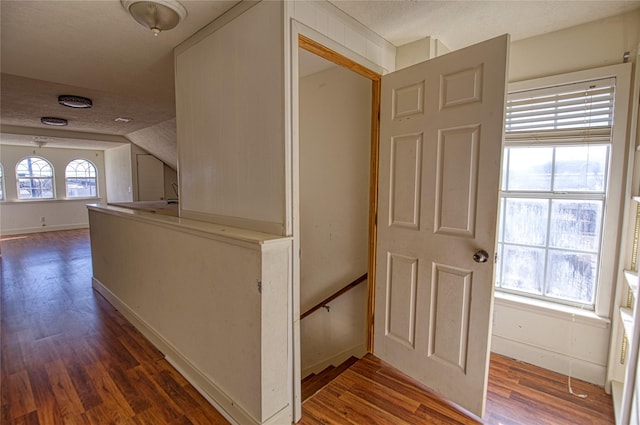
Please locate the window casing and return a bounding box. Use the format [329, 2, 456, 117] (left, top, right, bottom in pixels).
[16, 157, 54, 199]
[495, 71, 628, 311]
[0, 164, 4, 201]
[65, 159, 97, 198]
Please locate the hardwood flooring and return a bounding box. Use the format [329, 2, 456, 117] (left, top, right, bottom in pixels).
[300, 354, 614, 425]
[302, 357, 359, 402]
[2, 229, 615, 425]
[1, 229, 230, 425]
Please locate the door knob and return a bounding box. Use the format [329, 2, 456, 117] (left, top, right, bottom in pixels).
[473, 249, 489, 263]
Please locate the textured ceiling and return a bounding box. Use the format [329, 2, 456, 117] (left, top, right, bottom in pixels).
[2, 0, 639, 170]
[0, 0, 240, 168]
[329, 0, 640, 49]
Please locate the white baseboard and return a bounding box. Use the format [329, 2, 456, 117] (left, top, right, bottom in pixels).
[92, 277, 267, 425]
[491, 335, 606, 386]
[1, 223, 88, 236]
[302, 344, 367, 379]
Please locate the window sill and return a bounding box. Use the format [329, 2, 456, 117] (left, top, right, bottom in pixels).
[494, 291, 610, 328]
[1, 198, 103, 205]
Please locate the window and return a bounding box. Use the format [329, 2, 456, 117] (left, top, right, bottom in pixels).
[0, 164, 4, 201]
[65, 159, 97, 198]
[16, 157, 54, 199]
[496, 75, 622, 309]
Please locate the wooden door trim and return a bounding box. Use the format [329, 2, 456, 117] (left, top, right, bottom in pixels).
[298, 34, 381, 352]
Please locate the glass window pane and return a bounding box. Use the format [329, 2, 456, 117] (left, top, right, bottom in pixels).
[554, 145, 608, 192]
[497, 198, 505, 242]
[16, 157, 55, 199]
[65, 159, 97, 198]
[16, 157, 53, 177]
[499, 245, 545, 295]
[550, 200, 602, 252]
[546, 251, 597, 304]
[503, 198, 549, 246]
[505, 147, 552, 191]
[18, 178, 53, 199]
[67, 179, 97, 197]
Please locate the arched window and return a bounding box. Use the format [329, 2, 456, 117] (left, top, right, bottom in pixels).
[16, 157, 54, 199]
[0, 164, 4, 201]
[65, 159, 97, 198]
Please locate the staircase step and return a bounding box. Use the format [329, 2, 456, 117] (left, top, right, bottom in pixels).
[302, 356, 359, 401]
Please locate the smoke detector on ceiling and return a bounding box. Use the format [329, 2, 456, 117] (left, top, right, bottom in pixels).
[122, 0, 187, 36]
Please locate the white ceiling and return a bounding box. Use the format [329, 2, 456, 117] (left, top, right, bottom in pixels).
[2, 0, 638, 168]
[330, 0, 640, 49]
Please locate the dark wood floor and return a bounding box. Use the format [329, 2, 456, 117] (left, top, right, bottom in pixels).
[1, 229, 229, 425]
[2, 229, 615, 425]
[300, 354, 614, 425]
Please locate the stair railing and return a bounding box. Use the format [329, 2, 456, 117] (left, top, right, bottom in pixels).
[300, 273, 368, 320]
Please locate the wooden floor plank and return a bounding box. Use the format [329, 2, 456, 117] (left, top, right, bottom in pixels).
[300, 353, 614, 425]
[0, 230, 231, 425]
[2, 230, 616, 425]
[6, 370, 36, 420]
[44, 359, 85, 418]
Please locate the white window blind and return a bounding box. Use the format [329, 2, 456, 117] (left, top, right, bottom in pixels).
[505, 77, 615, 144]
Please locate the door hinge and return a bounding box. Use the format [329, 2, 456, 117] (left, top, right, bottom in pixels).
[257, 280, 262, 294]
[494, 253, 498, 263]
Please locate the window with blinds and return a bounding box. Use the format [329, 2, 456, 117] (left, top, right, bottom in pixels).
[496, 77, 616, 308]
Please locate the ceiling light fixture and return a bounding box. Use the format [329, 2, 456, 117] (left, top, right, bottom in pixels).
[41, 117, 68, 126]
[122, 0, 187, 36]
[58, 95, 92, 109]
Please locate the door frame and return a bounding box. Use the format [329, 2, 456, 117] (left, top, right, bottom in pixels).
[297, 34, 381, 352]
[290, 23, 383, 421]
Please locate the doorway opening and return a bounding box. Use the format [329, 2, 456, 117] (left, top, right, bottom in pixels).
[297, 35, 381, 390]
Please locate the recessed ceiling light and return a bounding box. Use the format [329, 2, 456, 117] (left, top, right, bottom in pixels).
[58, 95, 92, 109]
[41, 117, 68, 126]
[114, 117, 132, 123]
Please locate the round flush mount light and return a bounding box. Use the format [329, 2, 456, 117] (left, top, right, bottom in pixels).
[58, 95, 93, 109]
[122, 0, 187, 36]
[41, 117, 68, 126]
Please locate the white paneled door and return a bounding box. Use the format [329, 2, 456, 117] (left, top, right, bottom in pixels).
[374, 35, 509, 418]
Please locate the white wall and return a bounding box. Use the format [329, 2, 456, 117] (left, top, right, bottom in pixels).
[491, 9, 640, 386]
[105, 144, 133, 203]
[395, 36, 450, 70]
[290, 1, 396, 74]
[105, 143, 174, 203]
[164, 164, 178, 200]
[509, 9, 640, 82]
[0, 144, 106, 235]
[175, 1, 286, 235]
[89, 206, 292, 425]
[299, 64, 371, 375]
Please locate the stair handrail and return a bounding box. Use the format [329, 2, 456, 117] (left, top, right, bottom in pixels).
[300, 273, 368, 320]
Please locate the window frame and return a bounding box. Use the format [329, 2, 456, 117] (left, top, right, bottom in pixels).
[65, 158, 98, 199]
[15, 156, 55, 200]
[0, 163, 4, 201]
[497, 63, 632, 318]
[497, 144, 609, 308]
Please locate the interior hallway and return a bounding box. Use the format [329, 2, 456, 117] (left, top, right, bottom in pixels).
[1, 229, 615, 424]
[1, 229, 229, 424]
